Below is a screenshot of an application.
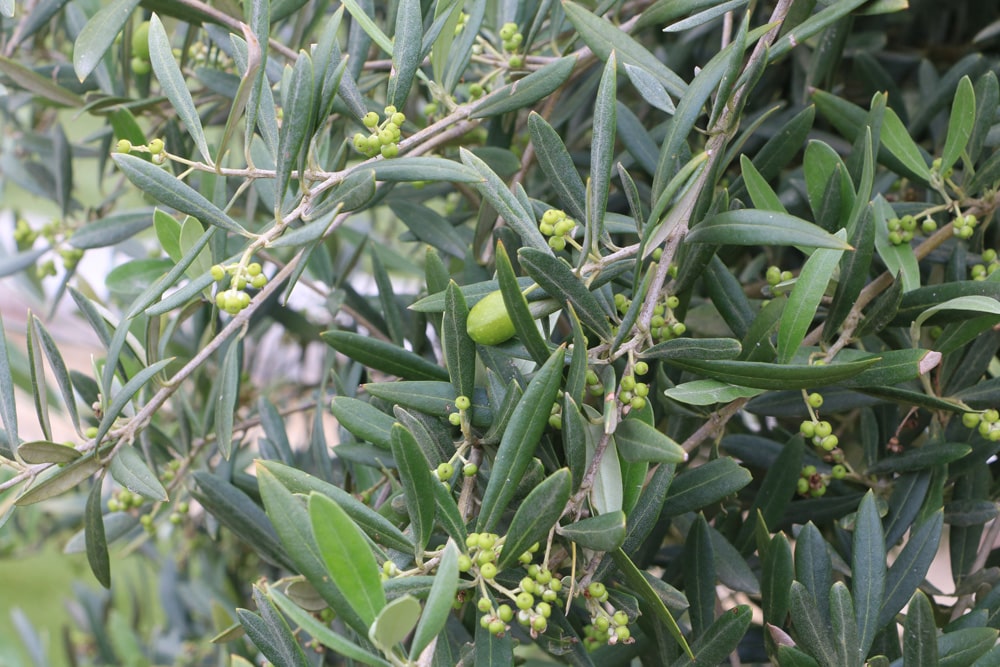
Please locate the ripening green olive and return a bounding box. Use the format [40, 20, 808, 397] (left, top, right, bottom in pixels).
[467, 290, 516, 345]
[132, 22, 151, 61]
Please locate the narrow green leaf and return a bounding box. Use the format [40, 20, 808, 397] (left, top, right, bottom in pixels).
[369, 157, 481, 183]
[275, 52, 314, 213]
[71, 209, 155, 250]
[109, 445, 167, 501]
[25, 318, 50, 442]
[938, 627, 998, 666]
[563, 0, 686, 97]
[442, 282, 476, 399]
[623, 62, 675, 113]
[614, 418, 687, 464]
[903, 590, 938, 667]
[668, 605, 752, 667]
[612, 548, 693, 657]
[662, 458, 752, 516]
[369, 595, 421, 654]
[269, 588, 389, 666]
[736, 435, 803, 551]
[85, 477, 111, 588]
[496, 242, 550, 365]
[519, 248, 612, 339]
[309, 492, 386, 627]
[684, 514, 716, 638]
[590, 429, 623, 516]
[778, 231, 847, 363]
[0, 248, 48, 279]
[0, 56, 83, 107]
[528, 112, 587, 222]
[853, 490, 887, 658]
[915, 295, 1000, 330]
[762, 532, 794, 627]
[322, 331, 448, 382]
[895, 281, 1000, 326]
[586, 51, 617, 257]
[390, 424, 436, 555]
[941, 75, 976, 173]
[826, 205, 875, 340]
[741, 154, 786, 212]
[256, 466, 370, 635]
[386, 0, 421, 109]
[112, 154, 249, 236]
[72, 0, 140, 82]
[881, 107, 932, 182]
[642, 336, 742, 360]
[663, 0, 747, 32]
[15, 454, 103, 505]
[477, 346, 564, 532]
[498, 469, 571, 569]
[17, 440, 80, 464]
[686, 210, 853, 250]
[148, 15, 211, 163]
[215, 339, 240, 460]
[790, 581, 839, 667]
[664, 380, 763, 406]
[665, 357, 878, 390]
[30, 315, 79, 434]
[459, 148, 549, 253]
[191, 472, 292, 570]
[340, 0, 393, 55]
[879, 511, 943, 630]
[329, 397, 394, 448]
[867, 444, 970, 474]
[777, 646, 822, 667]
[558, 510, 625, 552]
[241, 588, 309, 667]
[829, 582, 861, 667]
[410, 540, 460, 659]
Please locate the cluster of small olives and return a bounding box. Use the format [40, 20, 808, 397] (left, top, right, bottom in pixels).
[212, 261, 267, 314]
[953, 212, 979, 240]
[796, 463, 845, 497]
[765, 265, 795, 290]
[615, 292, 686, 342]
[352, 106, 405, 158]
[499, 22, 524, 68]
[618, 362, 650, 413]
[15, 219, 85, 275]
[581, 581, 633, 648]
[539, 209, 576, 251]
[886, 214, 936, 245]
[970, 249, 999, 280]
[962, 410, 1000, 442]
[116, 137, 167, 164]
[107, 488, 145, 513]
[13, 219, 37, 249]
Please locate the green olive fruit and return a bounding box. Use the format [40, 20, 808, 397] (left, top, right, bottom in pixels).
[131, 57, 151, 76]
[467, 290, 516, 345]
[132, 22, 151, 61]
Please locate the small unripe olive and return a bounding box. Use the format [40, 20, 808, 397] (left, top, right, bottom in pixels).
[467, 290, 516, 345]
[132, 22, 151, 60]
[131, 57, 151, 76]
